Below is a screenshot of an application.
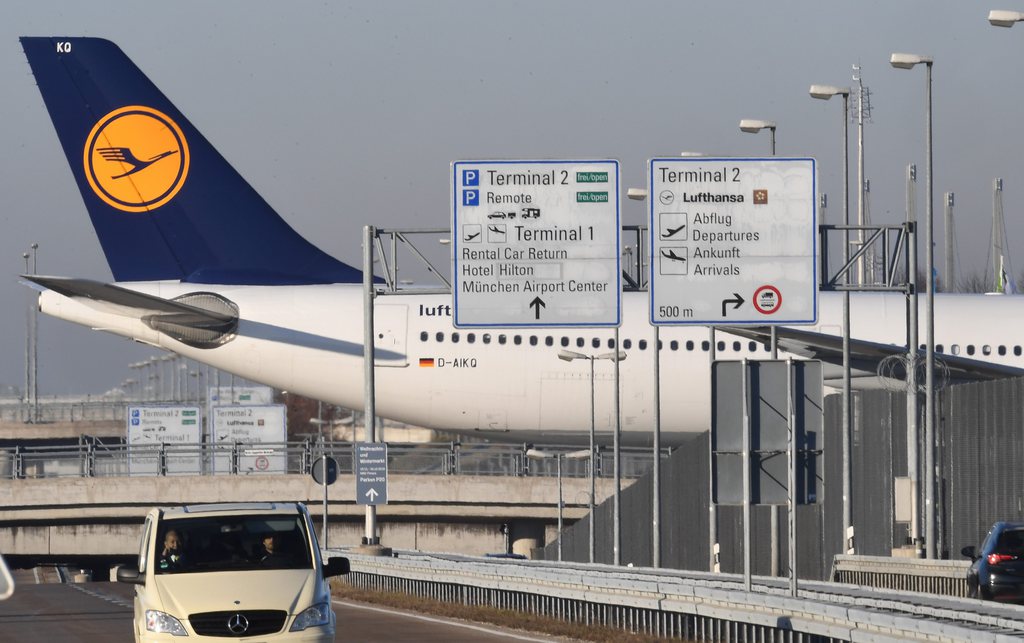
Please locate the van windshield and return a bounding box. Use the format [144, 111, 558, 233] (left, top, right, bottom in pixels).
[154, 514, 312, 574]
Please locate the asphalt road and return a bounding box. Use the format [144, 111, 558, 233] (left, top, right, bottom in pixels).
[0, 580, 565, 642]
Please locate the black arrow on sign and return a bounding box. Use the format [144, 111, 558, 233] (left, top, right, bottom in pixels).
[529, 297, 546, 319]
[721, 293, 744, 317]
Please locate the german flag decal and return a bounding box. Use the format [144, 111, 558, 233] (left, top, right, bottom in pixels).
[419, 358, 435, 367]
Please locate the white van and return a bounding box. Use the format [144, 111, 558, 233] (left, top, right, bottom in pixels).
[117, 502, 349, 642]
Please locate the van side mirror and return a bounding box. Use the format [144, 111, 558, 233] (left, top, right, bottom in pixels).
[116, 565, 145, 585]
[323, 557, 350, 577]
[961, 545, 978, 560]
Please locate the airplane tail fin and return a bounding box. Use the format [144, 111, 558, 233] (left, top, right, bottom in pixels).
[20, 37, 362, 285]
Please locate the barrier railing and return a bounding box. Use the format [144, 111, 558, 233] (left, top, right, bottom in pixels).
[339, 551, 1024, 642]
[831, 554, 970, 598]
[0, 440, 665, 481]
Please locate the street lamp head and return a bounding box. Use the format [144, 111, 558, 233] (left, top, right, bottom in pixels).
[889, 52, 933, 69]
[626, 188, 648, 201]
[809, 84, 851, 100]
[596, 350, 628, 362]
[526, 448, 556, 460]
[557, 349, 587, 362]
[739, 119, 776, 133]
[989, 10, 1024, 26]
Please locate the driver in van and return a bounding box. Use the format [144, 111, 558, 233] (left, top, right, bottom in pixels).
[158, 529, 186, 570]
[258, 533, 291, 566]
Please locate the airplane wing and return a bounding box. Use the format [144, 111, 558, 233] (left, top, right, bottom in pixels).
[720, 325, 1024, 387]
[23, 275, 238, 347]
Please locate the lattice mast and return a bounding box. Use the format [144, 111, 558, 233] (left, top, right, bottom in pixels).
[852, 65, 873, 283]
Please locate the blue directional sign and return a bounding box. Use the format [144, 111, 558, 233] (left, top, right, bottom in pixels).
[355, 443, 388, 506]
[451, 159, 621, 328]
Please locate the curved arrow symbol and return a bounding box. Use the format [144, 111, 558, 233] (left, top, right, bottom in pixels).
[721, 293, 745, 317]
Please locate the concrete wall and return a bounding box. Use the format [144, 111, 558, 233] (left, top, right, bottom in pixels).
[1, 473, 624, 559]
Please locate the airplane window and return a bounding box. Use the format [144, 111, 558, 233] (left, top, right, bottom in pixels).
[608, 339, 616, 349]
[514, 336, 522, 345]
[435, 332, 444, 343]
[577, 338, 584, 348]
[1016, 346, 1022, 357]
[717, 341, 725, 351]
[545, 336, 554, 347]
[951, 344, 960, 355]
[685, 340, 693, 351]
[452, 333, 460, 344]
[482, 334, 491, 344]
[561, 337, 569, 347]
[529, 336, 538, 346]
[592, 338, 600, 349]
[467, 333, 476, 344]
[982, 345, 992, 356]
[749, 342, 757, 352]
[936, 344, 944, 353]
[967, 345, 975, 356]
[498, 335, 507, 345]
[732, 341, 741, 351]
[623, 339, 632, 349]
[671, 341, 679, 351]
[999, 345, 1007, 356]
[638, 340, 647, 350]
[657, 340, 663, 350]
[420, 331, 428, 342]
[701, 341, 710, 352]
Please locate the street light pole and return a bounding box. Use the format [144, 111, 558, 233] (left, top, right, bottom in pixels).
[739, 120, 779, 360]
[588, 355, 596, 562]
[526, 448, 590, 562]
[22, 252, 30, 423]
[890, 52, 936, 558]
[558, 349, 626, 563]
[30, 244, 39, 422]
[809, 84, 853, 554]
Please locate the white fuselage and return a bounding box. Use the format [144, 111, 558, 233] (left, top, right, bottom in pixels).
[39, 285, 1024, 446]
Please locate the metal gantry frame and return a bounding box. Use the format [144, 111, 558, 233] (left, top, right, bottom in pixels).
[368, 220, 925, 564]
[819, 221, 921, 558]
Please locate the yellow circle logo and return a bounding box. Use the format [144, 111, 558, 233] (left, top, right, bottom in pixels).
[83, 106, 189, 212]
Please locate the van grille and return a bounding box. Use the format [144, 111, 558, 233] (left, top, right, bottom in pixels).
[189, 610, 287, 637]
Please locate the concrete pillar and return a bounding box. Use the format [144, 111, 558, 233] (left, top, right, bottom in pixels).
[510, 520, 545, 558]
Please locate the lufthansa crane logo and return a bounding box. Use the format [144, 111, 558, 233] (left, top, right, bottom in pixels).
[83, 106, 189, 212]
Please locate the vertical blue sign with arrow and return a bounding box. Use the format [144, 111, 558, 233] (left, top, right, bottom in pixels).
[355, 443, 388, 506]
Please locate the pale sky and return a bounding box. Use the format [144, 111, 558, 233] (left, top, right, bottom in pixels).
[2, 1, 1023, 395]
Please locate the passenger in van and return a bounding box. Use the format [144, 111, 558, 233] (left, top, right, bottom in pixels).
[257, 533, 292, 566]
[158, 529, 186, 570]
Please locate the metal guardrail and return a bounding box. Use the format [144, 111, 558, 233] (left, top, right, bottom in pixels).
[0, 440, 665, 481]
[832, 554, 970, 598]
[339, 551, 1024, 642]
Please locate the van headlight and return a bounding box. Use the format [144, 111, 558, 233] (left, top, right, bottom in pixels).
[289, 602, 331, 631]
[145, 609, 188, 635]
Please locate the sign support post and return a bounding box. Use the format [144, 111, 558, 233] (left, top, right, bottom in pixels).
[358, 226, 390, 556]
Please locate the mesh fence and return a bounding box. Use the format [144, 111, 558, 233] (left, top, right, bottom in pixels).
[541, 376, 1024, 580]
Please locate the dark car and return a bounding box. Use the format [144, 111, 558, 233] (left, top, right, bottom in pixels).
[962, 521, 1024, 601]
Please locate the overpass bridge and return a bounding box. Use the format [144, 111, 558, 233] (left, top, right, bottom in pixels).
[2, 473, 616, 562]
